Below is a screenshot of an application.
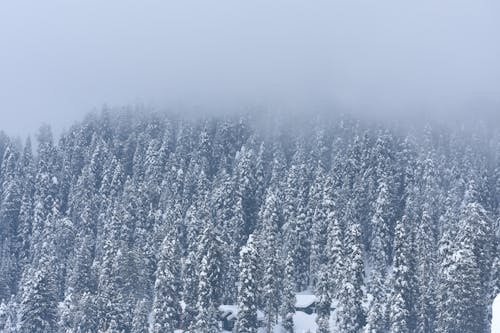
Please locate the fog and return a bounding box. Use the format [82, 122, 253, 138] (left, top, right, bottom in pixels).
[1, 0, 499, 136]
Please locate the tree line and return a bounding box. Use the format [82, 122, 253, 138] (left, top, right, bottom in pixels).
[0, 110, 498, 332]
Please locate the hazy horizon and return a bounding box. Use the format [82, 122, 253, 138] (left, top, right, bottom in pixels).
[1, 0, 500, 137]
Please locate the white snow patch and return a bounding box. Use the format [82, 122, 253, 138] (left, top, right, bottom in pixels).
[218, 304, 265, 321]
[293, 311, 317, 332]
[493, 294, 500, 333]
[257, 312, 318, 333]
[295, 293, 316, 308]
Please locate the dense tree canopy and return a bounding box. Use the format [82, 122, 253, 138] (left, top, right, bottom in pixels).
[0, 110, 498, 332]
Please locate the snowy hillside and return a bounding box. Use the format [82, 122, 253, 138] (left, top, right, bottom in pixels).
[0, 110, 498, 333]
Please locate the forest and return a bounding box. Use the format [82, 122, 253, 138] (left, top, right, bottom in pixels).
[0, 110, 498, 333]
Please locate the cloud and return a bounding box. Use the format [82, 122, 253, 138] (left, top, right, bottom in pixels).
[0, 0, 499, 135]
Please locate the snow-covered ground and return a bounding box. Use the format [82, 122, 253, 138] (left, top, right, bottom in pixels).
[219, 290, 321, 332]
[240, 311, 318, 333]
[493, 294, 500, 333]
[291, 311, 318, 332]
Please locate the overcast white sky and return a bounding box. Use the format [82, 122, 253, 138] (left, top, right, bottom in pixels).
[1, 0, 499, 136]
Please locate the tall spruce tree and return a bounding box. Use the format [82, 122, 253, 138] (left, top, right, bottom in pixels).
[315, 267, 331, 333]
[388, 217, 412, 333]
[194, 224, 223, 332]
[281, 249, 296, 333]
[152, 233, 182, 333]
[435, 201, 494, 333]
[337, 203, 365, 333]
[326, 205, 343, 300]
[18, 243, 58, 333]
[236, 234, 259, 333]
[0, 146, 21, 302]
[259, 188, 282, 331]
[132, 299, 150, 333]
[182, 249, 199, 330]
[415, 207, 437, 333]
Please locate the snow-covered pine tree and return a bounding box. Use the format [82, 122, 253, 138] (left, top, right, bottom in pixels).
[435, 200, 494, 333]
[364, 173, 392, 333]
[236, 234, 259, 333]
[212, 169, 241, 304]
[281, 249, 296, 333]
[292, 140, 312, 290]
[326, 202, 343, 300]
[131, 298, 150, 333]
[31, 125, 59, 260]
[235, 144, 258, 239]
[370, 173, 392, 268]
[388, 216, 412, 333]
[435, 240, 483, 333]
[152, 233, 182, 333]
[259, 188, 282, 331]
[194, 223, 224, 332]
[18, 243, 58, 333]
[182, 249, 199, 331]
[0, 296, 18, 333]
[491, 217, 500, 300]
[0, 145, 21, 302]
[315, 267, 331, 333]
[104, 240, 138, 332]
[337, 202, 365, 333]
[310, 170, 328, 287]
[17, 137, 35, 266]
[415, 207, 437, 333]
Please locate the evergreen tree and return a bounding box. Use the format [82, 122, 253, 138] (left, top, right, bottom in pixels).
[0, 146, 22, 301]
[415, 207, 437, 333]
[236, 235, 259, 333]
[365, 180, 391, 333]
[131, 299, 150, 333]
[281, 250, 296, 333]
[364, 269, 388, 333]
[436, 201, 494, 333]
[259, 189, 282, 331]
[491, 217, 500, 301]
[337, 205, 365, 333]
[213, 170, 241, 304]
[460, 200, 494, 301]
[0, 296, 18, 333]
[17, 137, 35, 266]
[315, 267, 331, 333]
[194, 224, 223, 332]
[235, 144, 258, 238]
[292, 201, 310, 291]
[152, 234, 182, 333]
[58, 291, 98, 333]
[388, 217, 412, 333]
[31, 125, 59, 259]
[182, 250, 199, 330]
[370, 175, 392, 267]
[18, 244, 58, 333]
[326, 205, 343, 300]
[436, 242, 483, 333]
[310, 174, 331, 286]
